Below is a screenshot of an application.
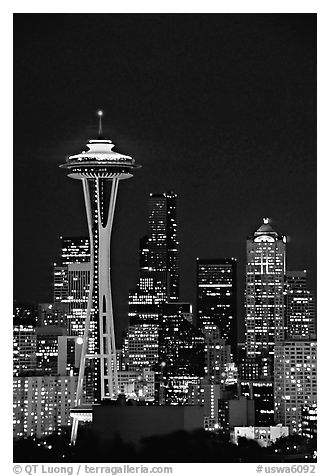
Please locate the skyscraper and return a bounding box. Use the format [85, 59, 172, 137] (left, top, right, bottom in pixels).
[53, 237, 92, 342]
[60, 113, 140, 444]
[159, 302, 205, 404]
[147, 192, 179, 301]
[125, 192, 180, 380]
[63, 263, 91, 338]
[245, 218, 286, 378]
[285, 271, 315, 339]
[197, 258, 237, 359]
[274, 339, 317, 434]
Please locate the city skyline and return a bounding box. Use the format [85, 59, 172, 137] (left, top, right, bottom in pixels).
[14, 14, 316, 343]
[13, 13, 317, 461]
[13, 128, 317, 456]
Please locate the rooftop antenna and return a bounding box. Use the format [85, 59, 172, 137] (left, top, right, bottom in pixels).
[97, 110, 103, 138]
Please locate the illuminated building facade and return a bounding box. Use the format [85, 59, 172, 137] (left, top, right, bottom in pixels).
[57, 336, 82, 376]
[115, 349, 128, 372]
[126, 323, 159, 371]
[54, 236, 90, 310]
[301, 404, 317, 439]
[125, 192, 181, 377]
[203, 325, 234, 387]
[161, 375, 200, 405]
[188, 381, 222, 431]
[13, 375, 77, 438]
[237, 343, 259, 381]
[13, 325, 37, 376]
[36, 326, 67, 375]
[54, 237, 91, 338]
[233, 425, 288, 447]
[126, 282, 160, 371]
[60, 236, 90, 265]
[117, 369, 155, 401]
[197, 258, 237, 359]
[147, 192, 179, 301]
[245, 218, 286, 378]
[60, 116, 141, 443]
[285, 271, 315, 339]
[159, 302, 205, 404]
[64, 263, 91, 337]
[274, 340, 317, 434]
[54, 266, 68, 304]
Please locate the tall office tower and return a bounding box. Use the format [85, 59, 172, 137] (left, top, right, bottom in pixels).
[285, 271, 315, 339]
[203, 325, 233, 387]
[127, 282, 160, 371]
[65, 263, 91, 337]
[159, 302, 205, 404]
[13, 325, 37, 376]
[125, 192, 180, 377]
[13, 375, 77, 438]
[60, 114, 140, 444]
[147, 192, 179, 301]
[54, 255, 92, 342]
[245, 218, 286, 379]
[274, 340, 317, 434]
[60, 236, 90, 265]
[197, 258, 237, 360]
[54, 236, 89, 306]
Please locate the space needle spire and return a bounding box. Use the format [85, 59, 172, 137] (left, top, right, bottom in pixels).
[97, 109, 103, 138]
[60, 112, 141, 444]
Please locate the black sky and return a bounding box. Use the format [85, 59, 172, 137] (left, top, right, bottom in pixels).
[14, 14, 316, 341]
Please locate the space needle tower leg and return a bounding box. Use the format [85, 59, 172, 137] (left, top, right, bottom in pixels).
[97, 176, 120, 400]
[70, 179, 95, 445]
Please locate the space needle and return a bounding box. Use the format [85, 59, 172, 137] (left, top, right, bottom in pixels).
[60, 111, 141, 444]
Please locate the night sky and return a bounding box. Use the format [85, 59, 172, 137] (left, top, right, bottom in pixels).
[14, 14, 316, 341]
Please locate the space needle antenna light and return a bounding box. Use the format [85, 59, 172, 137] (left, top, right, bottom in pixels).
[60, 112, 141, 445]
[98, 109, 103, 138]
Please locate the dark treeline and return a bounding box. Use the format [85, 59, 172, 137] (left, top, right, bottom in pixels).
[14, 428, 316, 463]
